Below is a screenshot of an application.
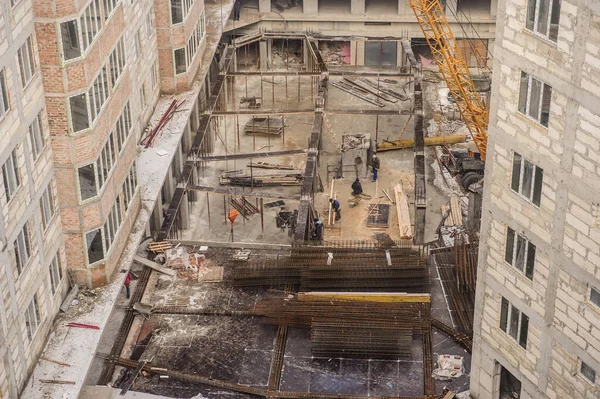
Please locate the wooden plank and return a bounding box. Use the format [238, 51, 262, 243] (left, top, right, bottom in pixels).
[377, 135, 466, 151]
[133, 255, 176, 276]
[298, 292, 431, 303]
[39, 380, 76, 385]
[450, 196, 463, 225]
[39, 356, 71, 367]
[394, 184, 412, 239]
[120, 360, 147, 395]
[60, 285, 78, 313]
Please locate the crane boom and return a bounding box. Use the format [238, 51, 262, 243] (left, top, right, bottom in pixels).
[409, 0, 489, 161]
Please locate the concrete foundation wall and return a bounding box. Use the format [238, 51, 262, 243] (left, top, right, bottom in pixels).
[471, 0, 600, 398]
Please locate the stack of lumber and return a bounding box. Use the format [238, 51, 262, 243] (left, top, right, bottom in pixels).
[244, 116, 284, 136]
[247, 161, 295, 170]
[394, 184, 412, 239]
[442, 196, 464, 226]
[220, 170, 303, 186]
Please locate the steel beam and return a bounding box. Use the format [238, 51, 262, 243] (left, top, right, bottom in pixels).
[186, 185, 301, 200]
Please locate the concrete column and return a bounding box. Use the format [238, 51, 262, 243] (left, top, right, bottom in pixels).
[180, 194, 190, 230]
[355, 41, 365, 66]
[151, 195, 163, 238]
[487, 39, 495, 70]
[351, 0, 365, 15]
[398, 0, 409, 14]
[259, 40, 268, 71]
[189, 167, 199, 202]
[259, 0, 271, 13]
[164, 165, 175, 203]
[490, 0, 497, 17]
[267, 39, 273, 68]
[443, 0, 457, 17]
[397, 40, 406, 69]
[303, 0, 318, 14]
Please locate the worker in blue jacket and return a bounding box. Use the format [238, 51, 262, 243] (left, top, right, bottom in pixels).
[329, 198, 341, 221]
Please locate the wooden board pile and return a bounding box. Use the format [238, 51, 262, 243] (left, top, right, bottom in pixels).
[394, 184, 413, 239]
[220, 169, 303, 186]
[442, 196, 464, 226]
[244, 116, 284, 136]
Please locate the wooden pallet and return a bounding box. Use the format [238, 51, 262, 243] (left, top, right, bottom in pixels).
[148, 241, 171, 253]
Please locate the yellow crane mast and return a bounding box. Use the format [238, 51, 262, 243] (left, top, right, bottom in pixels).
[409, 0, 489, 161]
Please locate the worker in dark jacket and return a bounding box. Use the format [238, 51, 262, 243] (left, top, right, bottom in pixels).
[329, 198, 341, 220]
[313, 217, 324, 241]
[351, 178, 363, 196]
[233, 0, 241, 20]
[372, 154, 380, 182]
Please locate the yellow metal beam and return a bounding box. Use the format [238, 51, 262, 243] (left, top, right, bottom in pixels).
[409, 0, 489, 160]
[298, 292, 431, 303]
[377, 134, 466, 151]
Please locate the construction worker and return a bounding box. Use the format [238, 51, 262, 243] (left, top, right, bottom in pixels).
[313, 217, 324, 241]
[351, 178, 363, 196]
[124, 272, 131, 299]
[233, 0, 241, 20]
[372, 154, 380, 182]
[329, 198, 341, 221]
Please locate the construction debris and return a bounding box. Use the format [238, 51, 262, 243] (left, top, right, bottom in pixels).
[330, 79, 385, 107]
[432, 355, 465, 380]
[240, 96, 262, 109]
[244, 116, 284, 136]
[134, 255, 176, 276]
[233, 250, 251, 261]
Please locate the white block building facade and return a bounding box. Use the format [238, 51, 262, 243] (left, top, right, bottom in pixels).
[470, 0, 600, 398]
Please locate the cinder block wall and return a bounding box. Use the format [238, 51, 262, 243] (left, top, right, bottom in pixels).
[0, 0, 69, 396]
[471, 0, 600, 397]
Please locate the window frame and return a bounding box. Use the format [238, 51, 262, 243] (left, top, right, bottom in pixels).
[146, 8, 155, 38]
[24, 294, 41, 343]
[14, 224, 32, 276]
[174, 47, 187, 75]
[17, 35, 37, 89]
[77, 162, 99, 202]
[40, 182, 56, 232]
[589, 286, 600, 310]
[504, 226, 536, 280]
[518, 71, 552, 128]
[170, 0, 195, 25]
[49, 252, 64, 295]
[28, 111, 47, 162]
[525, 0, 561, 42]
[59, 0, 106, 62]
[0, 69, 10, 121]
[85, 228, 105, 265]
[2, 148, 21, 203]
[511, 152, 544, 207]
[580, 359, 596, 385]
[499, 297, 529, 349]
